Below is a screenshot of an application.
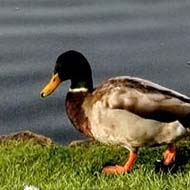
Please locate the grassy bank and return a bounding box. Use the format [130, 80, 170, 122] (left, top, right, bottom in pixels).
[1, 138, 190, 190]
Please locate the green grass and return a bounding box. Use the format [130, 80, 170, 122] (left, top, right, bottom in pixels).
[1, 140, 190, 190]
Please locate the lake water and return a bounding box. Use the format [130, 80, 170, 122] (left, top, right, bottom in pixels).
[1, 0, 190, 144]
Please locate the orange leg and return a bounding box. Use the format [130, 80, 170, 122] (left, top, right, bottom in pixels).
[163, 144, 176, 166]
[102, 151, 137, 174]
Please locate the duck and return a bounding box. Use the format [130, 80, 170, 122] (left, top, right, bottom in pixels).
[40, 50, 190, 174]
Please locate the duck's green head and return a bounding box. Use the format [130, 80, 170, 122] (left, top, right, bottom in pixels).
[40, 50, 93, 98]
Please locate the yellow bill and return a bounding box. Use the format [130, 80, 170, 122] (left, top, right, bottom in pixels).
[40, 73, 61, 98]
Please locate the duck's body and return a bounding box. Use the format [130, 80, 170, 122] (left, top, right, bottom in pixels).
[41, 50, 190, 174]
[66, 76, 190, 150]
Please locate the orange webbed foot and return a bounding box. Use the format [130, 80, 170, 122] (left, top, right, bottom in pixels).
[102, 152, 137, 175]
[163, 144, 176, 166]
[102, 165, 126, 174]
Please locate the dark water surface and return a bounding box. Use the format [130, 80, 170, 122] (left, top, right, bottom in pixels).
[1, 0, 190, 144]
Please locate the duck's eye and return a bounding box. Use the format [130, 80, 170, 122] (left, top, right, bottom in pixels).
[53, 78, 56, 82]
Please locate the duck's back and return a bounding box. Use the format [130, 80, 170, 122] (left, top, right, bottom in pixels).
[86, 76, 190, 123]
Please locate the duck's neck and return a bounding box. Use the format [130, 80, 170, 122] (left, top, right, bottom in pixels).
[70, 76, 93, 92]
[65, 89, 93, 138]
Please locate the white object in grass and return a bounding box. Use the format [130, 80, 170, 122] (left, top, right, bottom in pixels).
[24, 185, 39, 190]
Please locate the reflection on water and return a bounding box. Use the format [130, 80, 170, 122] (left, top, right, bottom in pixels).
[0, 0, 190, 144]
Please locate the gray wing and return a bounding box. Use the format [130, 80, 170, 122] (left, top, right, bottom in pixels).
[92, 76, 190, 122]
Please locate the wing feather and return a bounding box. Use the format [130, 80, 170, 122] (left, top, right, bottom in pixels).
[92, 76, 190, 122]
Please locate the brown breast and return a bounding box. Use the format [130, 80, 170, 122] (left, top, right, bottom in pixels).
[65, 91, 93, 138]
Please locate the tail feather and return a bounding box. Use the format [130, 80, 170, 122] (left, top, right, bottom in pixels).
[180, 113, 190, 128]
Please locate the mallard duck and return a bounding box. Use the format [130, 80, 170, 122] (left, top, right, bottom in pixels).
[40, 50, 190, 174]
